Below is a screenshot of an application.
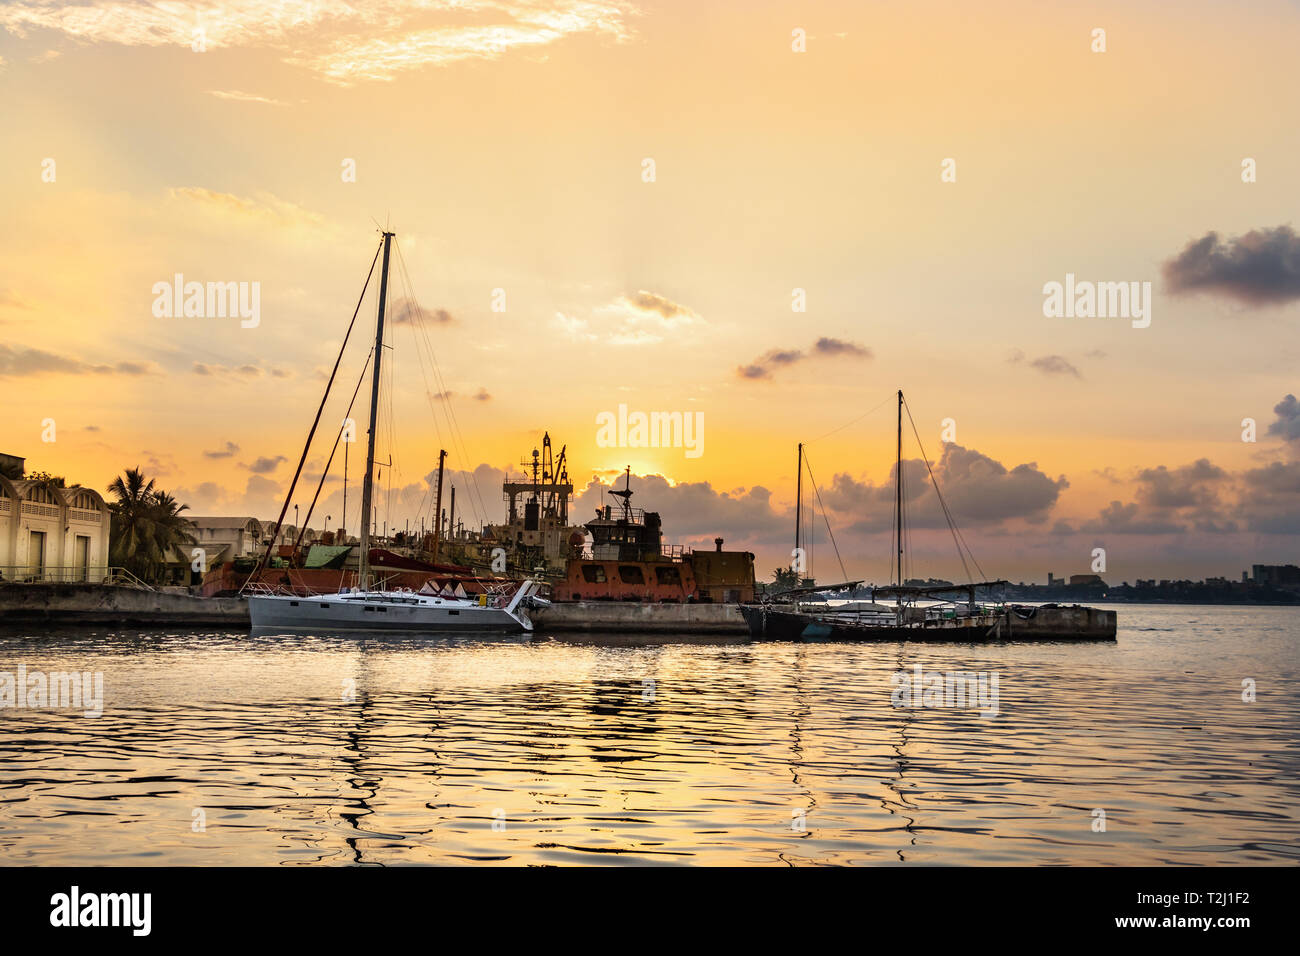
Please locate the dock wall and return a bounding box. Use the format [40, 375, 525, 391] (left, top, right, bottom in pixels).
[534, 601, 747, 634]
[0, 583, 248, 627]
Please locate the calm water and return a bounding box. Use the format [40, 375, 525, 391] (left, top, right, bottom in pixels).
[0, 604, 1296, 866]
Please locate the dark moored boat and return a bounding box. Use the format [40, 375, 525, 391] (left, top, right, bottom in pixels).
[740, 391, 1116, 643]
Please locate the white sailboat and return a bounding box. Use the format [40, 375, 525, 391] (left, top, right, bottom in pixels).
[247, 230, 546, 635]
[248, 578, 545, 634]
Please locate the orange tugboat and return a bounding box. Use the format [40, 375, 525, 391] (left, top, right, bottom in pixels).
[552, 468, 756, 603]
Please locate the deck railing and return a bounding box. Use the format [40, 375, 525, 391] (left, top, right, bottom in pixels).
[0, 566, 155, 590]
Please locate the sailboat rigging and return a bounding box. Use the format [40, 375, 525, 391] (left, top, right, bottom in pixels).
[246, 231, 544, 634]
[740, 388, 1009, 641]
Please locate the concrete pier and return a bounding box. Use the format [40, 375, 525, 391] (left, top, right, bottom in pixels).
[533, 601, 747, 634]
[0, 583, 247, 627]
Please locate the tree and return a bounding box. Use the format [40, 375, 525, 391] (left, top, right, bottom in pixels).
[771, 566, 805, 593]
[23, 470, 65, 487]
[106, 468, 196, 583]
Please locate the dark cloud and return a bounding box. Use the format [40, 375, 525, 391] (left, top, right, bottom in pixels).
[1083, 501, 1186, 535]
[243, 455, 287, 474]
[623, 290, 696, 321]
[473, 389, 491, 401]
[821, 444, 1067, 529]
[573, 472, 788, 545]
[1267, 393, 1300, 444]
[0, 345, 151, 377]
[1134, 458, 1229, 509]
[1163, 225, 1300, 305]
[204, 441, 240, 459]
[1008, 349, 1081, 378]
[1080, 458, 1234, 534]
[1238, 460, 1300, 533]
[391, 298, 452, 324]
[814, 337, 871, 357]
[737, 338, 870, 380]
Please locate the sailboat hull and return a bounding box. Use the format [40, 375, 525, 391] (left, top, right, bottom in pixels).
[248, 590, 533, 635]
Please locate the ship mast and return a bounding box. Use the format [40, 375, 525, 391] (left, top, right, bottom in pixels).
[794, 442, 803, 579]
[357, 230, 394, 587]
[431, 448, 446, 562]
[895, 388, 904, 589]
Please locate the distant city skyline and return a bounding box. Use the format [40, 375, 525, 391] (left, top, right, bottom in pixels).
[2, 0, 1298, 582]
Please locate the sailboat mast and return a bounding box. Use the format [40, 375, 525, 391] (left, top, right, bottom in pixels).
[432, 448, 447, 562]
[358, 230, 394, 586]
[794, 442, 803, 573]
[895, 389, 903, 587]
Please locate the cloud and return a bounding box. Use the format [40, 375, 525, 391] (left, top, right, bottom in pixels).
[552, 312, 596, 341]
[208, 89, 286, 105]
[473, 389, 491, 401]
[1008, 349, 1081, 378]
[0, 1, 638, 85]
[1080, 458, 1234, 535]
[821, 444, 1067, 530]
[1163, 225, 1300, 305]
[0, 345, 152, 377]
[814, 337, 870, 357]
[193, 361, 283, 378]
[167, 187, 327, 231]
[1083, 501, 1187, 536]
[1267, 393, 1300, 444]
[391, 298, 452, 325]
[243, 455, 287, 474]
[1238, 460, 1300, 533]
[620, 290, 698, 325]
[737, 338, 870, 380]
[573, 472, 788, 545]
[1134, 459, 1229, 509]
[204, 441, 240, 459]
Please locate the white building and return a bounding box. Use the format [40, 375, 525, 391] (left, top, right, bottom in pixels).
[183, 516, 266, 568]
[0, 474, 112, 582]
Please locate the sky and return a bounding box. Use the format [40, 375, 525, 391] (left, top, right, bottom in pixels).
[2, 0, 1299, 585]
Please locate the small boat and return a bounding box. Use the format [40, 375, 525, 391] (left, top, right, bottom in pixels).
[243, 230, 545, 636]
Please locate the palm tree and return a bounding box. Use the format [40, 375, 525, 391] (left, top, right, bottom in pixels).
[150, 491, 198, 582]
[106, 468, 196, 583]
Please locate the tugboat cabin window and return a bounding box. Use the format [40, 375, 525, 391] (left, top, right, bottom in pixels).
[581, 565, 607, 584]
[619, 566, 645, 584]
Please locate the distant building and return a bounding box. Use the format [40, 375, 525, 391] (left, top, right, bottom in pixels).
[1252, 564, 1300, 589]
[0, 464, 111, 582]
[1068, 573, 1106, 587]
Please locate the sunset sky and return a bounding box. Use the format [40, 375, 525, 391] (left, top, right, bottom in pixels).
[2, 0, 1299, 583]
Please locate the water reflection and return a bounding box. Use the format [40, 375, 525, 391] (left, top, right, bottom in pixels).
[0, 606, 1297, 865]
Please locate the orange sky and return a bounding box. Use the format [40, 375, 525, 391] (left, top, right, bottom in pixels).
[2, 0, 1299, 582]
